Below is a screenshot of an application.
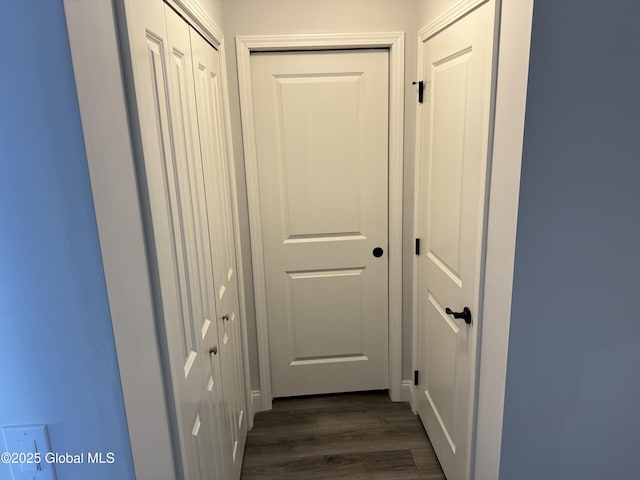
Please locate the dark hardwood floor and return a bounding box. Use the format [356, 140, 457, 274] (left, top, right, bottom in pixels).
[241, 391, 446, 480]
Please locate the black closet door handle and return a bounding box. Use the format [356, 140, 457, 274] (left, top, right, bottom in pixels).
[372, 247, 384, 258]
[445, 307, 472, 325]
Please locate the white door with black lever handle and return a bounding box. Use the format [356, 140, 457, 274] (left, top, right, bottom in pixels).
[414, 3, 495, 480]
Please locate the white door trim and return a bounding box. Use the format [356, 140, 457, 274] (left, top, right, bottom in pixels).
[64, 1, 255, 478]
[412, 0, 534, 478]
[473, 0, 534, 477]
[236, 32, 405, 408]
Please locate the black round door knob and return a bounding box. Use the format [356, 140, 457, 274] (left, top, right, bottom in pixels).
[373, 247, 384, 258]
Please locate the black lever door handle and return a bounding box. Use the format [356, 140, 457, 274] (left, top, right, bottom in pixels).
[445, 307, 472, 325]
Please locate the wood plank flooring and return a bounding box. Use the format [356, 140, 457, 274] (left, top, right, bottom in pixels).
[241, 391, 445, 480]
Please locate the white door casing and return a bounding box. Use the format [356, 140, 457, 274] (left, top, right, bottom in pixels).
[250, 50, 389, 397]
[414, 2, 495, 480]
[236, 33, 404, 408]
[190, 28, 248, 478]
[473, 0, 534, 477]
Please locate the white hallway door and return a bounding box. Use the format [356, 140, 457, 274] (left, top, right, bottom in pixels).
[251, 50, 389, 397]
[415, 3, 494, 480]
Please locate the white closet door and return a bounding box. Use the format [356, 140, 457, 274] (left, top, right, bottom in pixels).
[190, 28, 247, 480]
[164, 7, 228, 479]
[121, 2, 206, 478]
[121, 2, 230, 478]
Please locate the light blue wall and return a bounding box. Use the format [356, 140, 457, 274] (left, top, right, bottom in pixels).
[500, 0, 640, 478]
[0, 2, 135, 479]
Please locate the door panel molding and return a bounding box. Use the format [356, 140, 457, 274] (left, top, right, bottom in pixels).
[237, 32, 405, 408]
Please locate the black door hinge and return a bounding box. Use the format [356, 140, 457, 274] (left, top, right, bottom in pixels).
[415, 238, 421, 256]
[414, 370, 419, 386]
[412, 80, 424, 104]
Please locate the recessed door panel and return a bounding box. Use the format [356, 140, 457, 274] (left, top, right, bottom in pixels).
[425, 293, 459, 453]
[428, 53, 471, 278]
[276, 74, 364, 238]
[145, 33, 197, 370]
[286, 269, 365, 361]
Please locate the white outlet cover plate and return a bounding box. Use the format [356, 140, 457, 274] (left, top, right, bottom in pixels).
[2, 425, 56, 480]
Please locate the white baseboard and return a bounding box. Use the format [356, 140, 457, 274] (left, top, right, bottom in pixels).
[401, 380, 418, 414]
[251, 390, 264, 415]
[253, 386, 415, 417]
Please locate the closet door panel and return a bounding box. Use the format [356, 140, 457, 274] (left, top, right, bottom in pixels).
[122, 2, 207, 479]
[121, 2, 244, 478]
[190, 29, 247, 480]
[164, 8, 228, 479]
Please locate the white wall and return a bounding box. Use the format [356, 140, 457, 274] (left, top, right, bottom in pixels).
[222, 0, 422, 389]
[500, 0, 640, 478]
[0, 2, 135, 479]
[417, 0, 460, 26]
[199, 0, 225, 25]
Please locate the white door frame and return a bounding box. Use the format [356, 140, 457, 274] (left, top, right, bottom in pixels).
[236, 32, 405, 409]
[411, 0, 534, 479]
[63, 0, 254, 477]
